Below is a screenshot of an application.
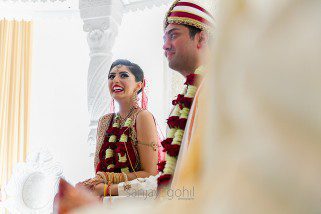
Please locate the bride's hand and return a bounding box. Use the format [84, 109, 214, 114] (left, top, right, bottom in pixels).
[75, 177, 103, 190]
[75, 180, 93, 190]
[92, 183, 105, 197]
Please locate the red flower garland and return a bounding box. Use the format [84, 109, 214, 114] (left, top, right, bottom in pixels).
[158, 72, 202, 190]
[96, 118, 138, 173]
[167, 116, 180, 128]
[157, 161, 166, 172]
[184, 73, 198, 85]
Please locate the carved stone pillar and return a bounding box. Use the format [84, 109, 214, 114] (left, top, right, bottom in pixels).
[79, 0, 124, 156]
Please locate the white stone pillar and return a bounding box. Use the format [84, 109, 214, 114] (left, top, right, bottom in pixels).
[79, 0, 124, 156]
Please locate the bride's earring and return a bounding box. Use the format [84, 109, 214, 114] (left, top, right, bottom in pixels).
[132, 91, 138, 108]
[109, 98, 115, 113]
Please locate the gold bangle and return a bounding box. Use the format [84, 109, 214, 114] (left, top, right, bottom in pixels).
[101, 172, 108, 183]
[118, 173, 122, 183]
[108, 172, 113, 184]
[96, 172, 107, 184]
[116, 173, 123, 184]
[104, 172, 110, 183]
[103, 183, 107, 197]
[114, 173, 119, 184]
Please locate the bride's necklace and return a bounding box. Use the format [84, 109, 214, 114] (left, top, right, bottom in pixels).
[114, 106, 146, 183]
[116, 106, 136, 126]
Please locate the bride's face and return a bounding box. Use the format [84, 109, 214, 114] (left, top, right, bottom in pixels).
[108, 65, 140, 102]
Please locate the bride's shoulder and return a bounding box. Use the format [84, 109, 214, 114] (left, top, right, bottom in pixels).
[136, 109, 155, 124]
[98, 113, 114, 125]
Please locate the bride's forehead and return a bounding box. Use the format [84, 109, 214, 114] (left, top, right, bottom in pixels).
[111, 65, 131, 73]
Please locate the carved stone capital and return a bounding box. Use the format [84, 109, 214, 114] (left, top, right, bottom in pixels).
[80, 0, 123, 31]
[80, 0, 123, 55]
[87, 26, 117, 55]
[79, 0, 124, 156]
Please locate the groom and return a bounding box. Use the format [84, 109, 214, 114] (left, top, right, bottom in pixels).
[157, 0, 214, 189]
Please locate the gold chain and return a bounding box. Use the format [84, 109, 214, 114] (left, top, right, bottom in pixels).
[123, 139, 146, 183]
[116, 107, 147, 183]
[136, 142, 159, 151]
[116, 106, 136, 127]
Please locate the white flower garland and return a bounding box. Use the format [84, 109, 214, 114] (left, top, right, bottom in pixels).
[159, 66, 205, 183]
[105, 116, 132, 173]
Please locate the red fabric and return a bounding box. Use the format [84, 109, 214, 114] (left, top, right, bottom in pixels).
[176, 1, 214, 18]
[119, 127, 130, 136]
[106, 127, 120, 138]
[169, 11, 212, 26]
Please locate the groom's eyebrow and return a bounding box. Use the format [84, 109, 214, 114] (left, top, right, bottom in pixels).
[166, 28, 179, 35]
[163, 28, 180, 40]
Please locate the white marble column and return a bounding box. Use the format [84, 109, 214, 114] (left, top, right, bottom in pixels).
[79, 0, 124, 156]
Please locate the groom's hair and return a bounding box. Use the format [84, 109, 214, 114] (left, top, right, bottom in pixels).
[183, 24, 202, 39]
[183, 24, 211, 47]
[109, 59, 144, 94]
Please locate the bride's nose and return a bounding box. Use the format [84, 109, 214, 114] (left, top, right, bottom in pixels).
[113, 74, 120, 83]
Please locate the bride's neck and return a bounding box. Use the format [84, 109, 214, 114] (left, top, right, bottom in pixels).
[117, 99, 135, 118]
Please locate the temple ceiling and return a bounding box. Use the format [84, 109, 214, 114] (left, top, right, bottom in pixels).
[0, 0, 170, 11]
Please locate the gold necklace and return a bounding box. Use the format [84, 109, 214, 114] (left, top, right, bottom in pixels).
[116, 106, 136, 126]
[123, 137, 146, 183]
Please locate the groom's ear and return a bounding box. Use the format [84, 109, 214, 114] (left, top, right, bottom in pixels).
[197, 31, 209, 49]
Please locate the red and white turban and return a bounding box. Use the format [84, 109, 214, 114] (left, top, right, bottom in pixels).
[164, 0, 215, 32]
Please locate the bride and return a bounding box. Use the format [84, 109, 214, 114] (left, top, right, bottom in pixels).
[78, 59, 160, 197]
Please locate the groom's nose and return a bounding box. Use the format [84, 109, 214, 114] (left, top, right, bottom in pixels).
[163, 38, 171, 51]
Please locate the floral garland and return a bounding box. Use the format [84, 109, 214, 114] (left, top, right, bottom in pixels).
[96, 115, 133, 174]
[157, 67, 204, 189]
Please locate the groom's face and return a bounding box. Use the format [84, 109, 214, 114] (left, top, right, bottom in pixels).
[163, 24, 198, 75]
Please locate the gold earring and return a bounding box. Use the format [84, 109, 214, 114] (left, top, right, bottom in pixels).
[132, 91, 138, 108]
